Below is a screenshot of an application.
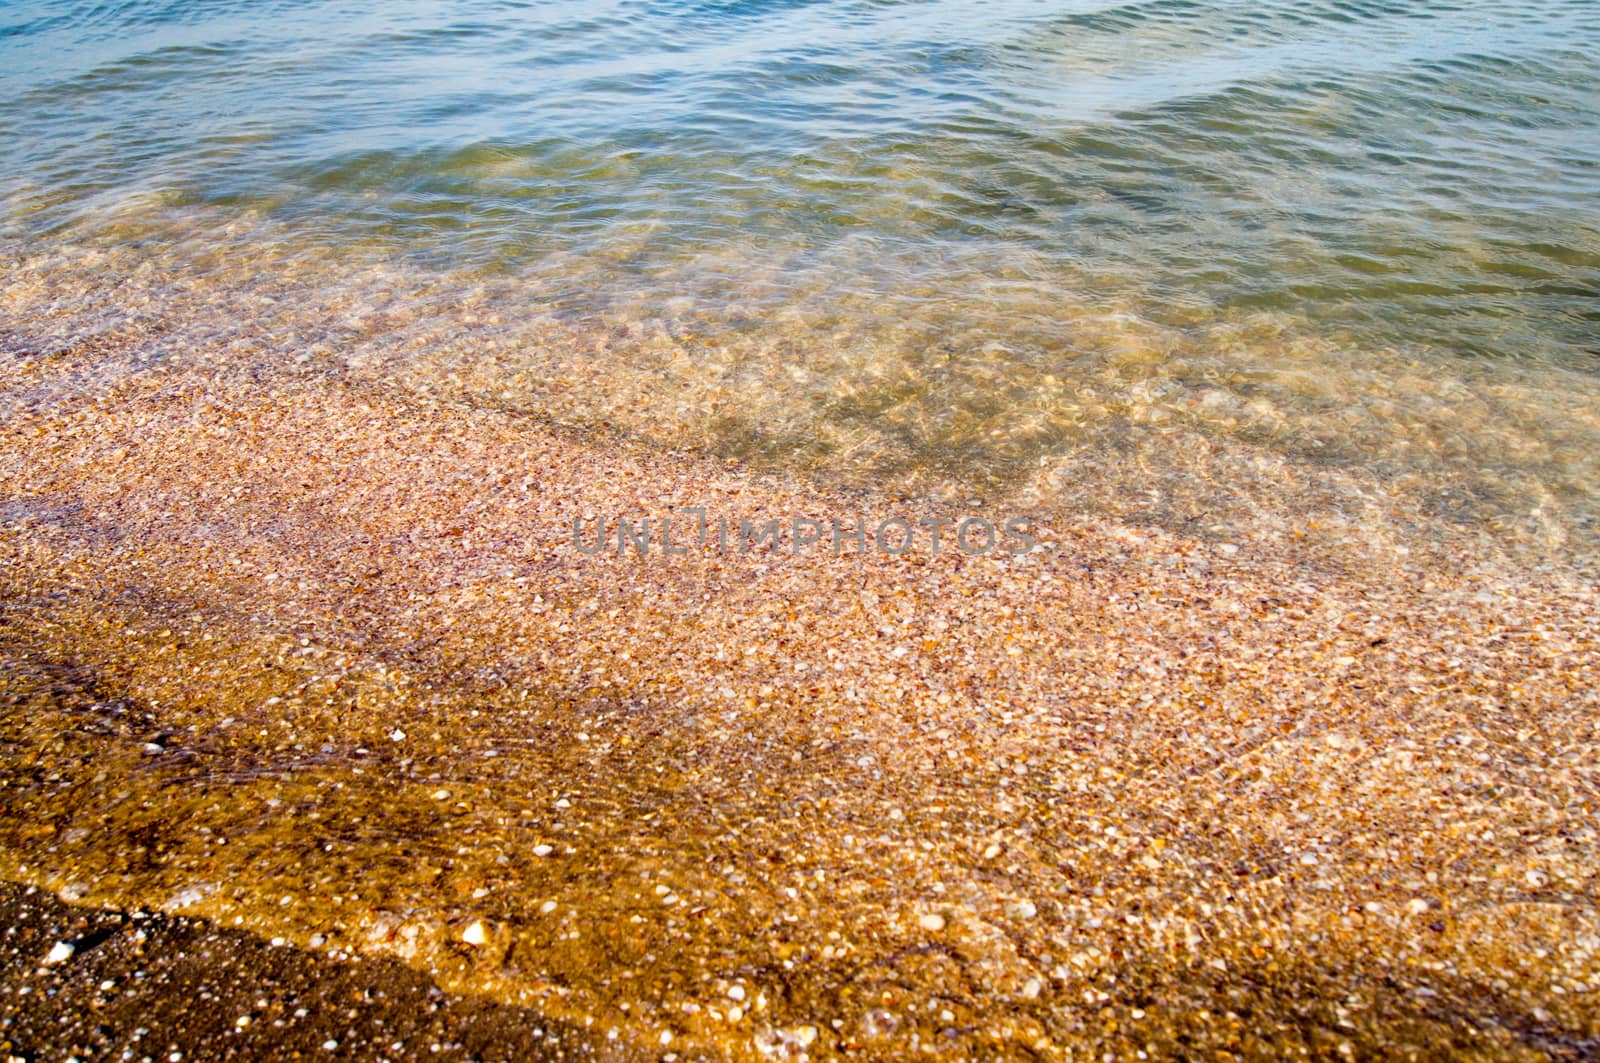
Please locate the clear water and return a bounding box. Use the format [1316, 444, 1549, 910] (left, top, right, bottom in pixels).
[3, 0, 1599, 549]
[5, 5, 1600, 1052]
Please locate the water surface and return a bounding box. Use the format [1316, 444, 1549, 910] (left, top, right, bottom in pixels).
[3, 0, 1599, 550]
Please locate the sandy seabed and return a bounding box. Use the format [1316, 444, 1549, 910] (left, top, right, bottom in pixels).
[1, 263, 1598, 1061]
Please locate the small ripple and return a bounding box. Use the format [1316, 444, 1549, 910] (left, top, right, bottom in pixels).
[1, 0, 1597, 373]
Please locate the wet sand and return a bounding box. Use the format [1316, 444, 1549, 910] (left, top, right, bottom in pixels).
[0, 880, 595, 1061]
[1, 311, 1598, 1060]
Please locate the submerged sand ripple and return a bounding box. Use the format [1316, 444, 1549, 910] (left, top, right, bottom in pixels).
[1, 303, 1598, 1058]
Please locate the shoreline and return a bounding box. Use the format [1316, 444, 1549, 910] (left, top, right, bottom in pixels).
[1, 316, 1598, 1058]
[6, 223, 1597, 573]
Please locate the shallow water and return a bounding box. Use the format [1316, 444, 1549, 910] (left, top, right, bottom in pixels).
[2, 0, 1597, 347]
[5, 0, 1600, 555]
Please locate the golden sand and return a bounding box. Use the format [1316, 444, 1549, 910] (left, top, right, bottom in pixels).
[2, 326, 1597, 1059]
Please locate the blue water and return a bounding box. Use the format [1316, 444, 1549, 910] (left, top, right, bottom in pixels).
[5, 0, 1598, 356]
[3, 0, 1599, 545]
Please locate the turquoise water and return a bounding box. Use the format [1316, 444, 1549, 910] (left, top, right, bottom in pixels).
[5, 0, 1599, 357]
[3, 0, 1600, 548]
